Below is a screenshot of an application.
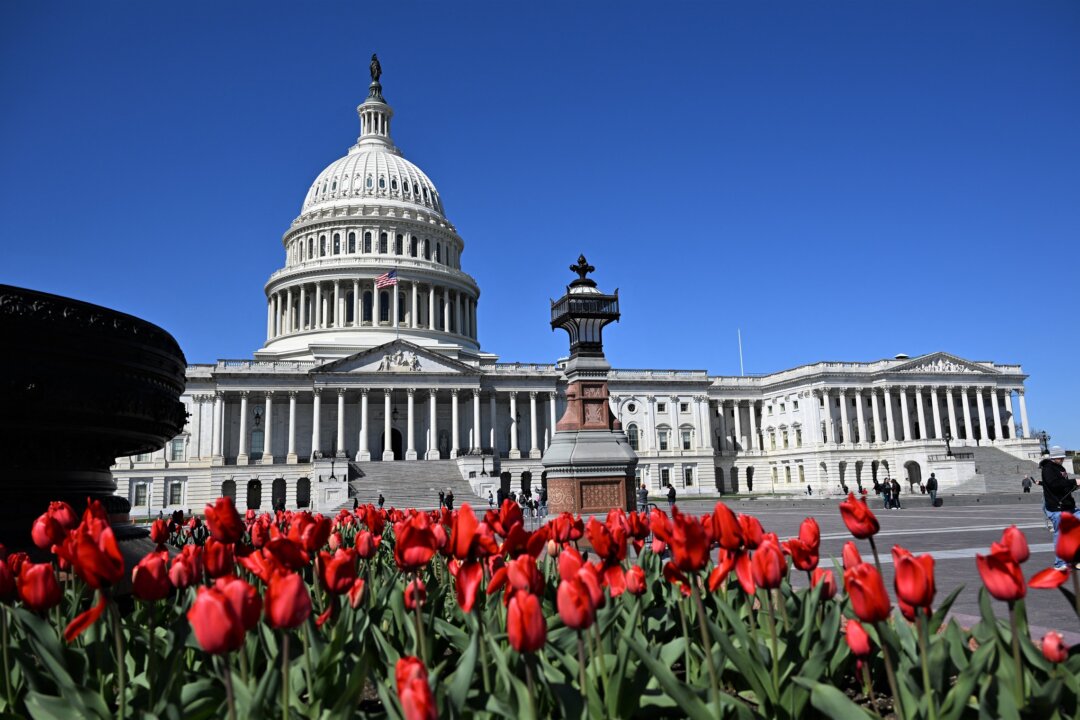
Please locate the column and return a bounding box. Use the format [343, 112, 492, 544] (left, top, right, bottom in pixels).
[1018, 390, 1030, 438]
[716, 402, 729, 451]
[426, 390, 439, 459]
[357, 389, 370, 460]
[383, 390, 394, 461]
[455, 292, 463, 335]
[509, 392, 520, 458]
[450, 389, 460, 458]
[336, 389, 347, 458]
[870, 390, 882, 444]
[192, 396, 204, 459]
[838, 389, 850, 445]
[489, 392, 498, 450]
[645, 395, 656, 451]
[991, 389, 1004, 442]
[899, 387, 912, 442]
[406, 389, 417, 460]
[930, 387, 943, 440]
[946, 387, 958, 439]
[529, 391, 540, 458]
[272, 294, 280, 337]
[748, 400, 759, 451]
[373, 280, 381, 326]
[548, 391, 557, 449]
[211, 392, 224, 463]
[311, 390, 322, 459]
[411, 281, 419, 329]
[975, 387, 988, 442]
[315, 284, 323, 328]
[443, 289, 451, 332]
[961, 387, 974, 441]
[300, 285, 307, 331]
[352, 280, 359, 326]
[392, 283, 399, 328]
[428, 285, 436, 329]
[698, 396, 713, 451]
[914, 387, 928, 440]
[237, 391, 250, 465]
[266, 298, 273, 340]
[287, 391, 298, 464]
[285, 288, 293, 333]
[733, 401, 743, 453]
[471, 301, 478, 340]
[821, 390, 834, 444]
[1003, 390, 1016, 440]
[883, 388, 896, 442]
[472, 390, 482, 453]
[854, 389, 867, 445]
[261, 391, 274, 465]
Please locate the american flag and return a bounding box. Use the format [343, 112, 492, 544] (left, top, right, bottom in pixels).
[375, 270, 399, 289]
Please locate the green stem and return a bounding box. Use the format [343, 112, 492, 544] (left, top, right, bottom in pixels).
[147, 603, 155, 701]
[577, 632, 587, 705]
[524, 656, 538, 719]
[876, 622, 903, 719]
[1, 605, 12, 710]
[281, 632, 290, 720]
[763, 591, 780, 700]
[412, 584, 427, 664]
[917, 612, 937, 720]
[861, 661, 882, 719]
[691, 582, 720, 709]
[221, 656, 237, 720]
[1008, 602, 1024, 708]
[591, 623, 608, 688]
[301, 623, 315, 705]
[109, 599, 126, 720]
[867, 535, 883, 577]
[475, 613, 492, 694]
[676, 595, 692, 682]
[773, 587, 790, 633]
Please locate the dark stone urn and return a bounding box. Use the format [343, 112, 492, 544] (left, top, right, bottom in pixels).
[0, 285, 187, 552]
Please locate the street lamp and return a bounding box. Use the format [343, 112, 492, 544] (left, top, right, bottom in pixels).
[329, 458, 336, 481]
[1037, 430, 1050, 454]
[943, 430, 953, 457]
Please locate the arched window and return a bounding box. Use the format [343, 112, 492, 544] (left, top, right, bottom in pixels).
[379, 233, 388, 254]
[391, 177, 398, 192]
[296, 477, 311, 508]
[320, 235, 327, 256]
[395, 234, 403, 255]
[362, 291, 373, 323]
[410, 237, 418, 257]
[346, 291, 355, 324]
[627, 423, 639, 451]
[331, 180, 337, 192]
[348, 232, 356, 253]
[379, 291, 390, 322]
[272, 478, 286, 509]
[435, 243, 442, 263]
[363, 232, 372, 253]
[412, 182, 419, 196]
[378, 176, 386, 190]
[365, 175, 373, 189]
[307, 238, 313, 258]
[247, 480, 262, 510]
[333, 233, 340, 254]
[438, 299, 445, 330]
[221, 480, 236, 501]
[423, 187, 429, 202]
[422, 240, 430, 260]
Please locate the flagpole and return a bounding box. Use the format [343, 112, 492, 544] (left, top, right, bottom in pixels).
[738, 328, 744, 377]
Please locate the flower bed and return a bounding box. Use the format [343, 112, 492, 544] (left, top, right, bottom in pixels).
[1, 495, 1078, 718]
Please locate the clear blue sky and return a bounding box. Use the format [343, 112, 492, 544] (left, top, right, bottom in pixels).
[2, 2, 1078, 447]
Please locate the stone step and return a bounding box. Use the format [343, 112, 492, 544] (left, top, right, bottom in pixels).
[335, 460, 485, 511]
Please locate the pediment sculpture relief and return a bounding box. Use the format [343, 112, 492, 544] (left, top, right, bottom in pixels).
[898, 358, 977, 374]
[376, 349, 422, 372]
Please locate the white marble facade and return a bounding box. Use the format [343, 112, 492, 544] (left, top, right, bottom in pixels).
[113, 73, 1041, 515]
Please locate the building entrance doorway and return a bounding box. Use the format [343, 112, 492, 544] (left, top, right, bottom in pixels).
[904, 460, 922, 491]
[381, 429, 403, 460]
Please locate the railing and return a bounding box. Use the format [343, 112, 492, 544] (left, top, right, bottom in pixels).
[611, 369, 709, 380]
[490, 363, 559, 375]
[215, 360, 317, 372]
[928, 453, 974, 462]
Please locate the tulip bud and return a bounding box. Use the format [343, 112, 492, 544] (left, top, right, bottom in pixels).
[1041, 631, 1068, 664]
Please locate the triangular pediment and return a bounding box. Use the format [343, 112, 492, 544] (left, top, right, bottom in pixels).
[891, 352, 997, 376]
[312, 340, 480, 376]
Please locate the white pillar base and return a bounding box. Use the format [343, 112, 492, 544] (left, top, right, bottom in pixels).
[529, 449, 541, 459]
[286, 453, 298, 465]
[260, 456, 275, 466]
[509, 449, 521, 459]
[450, 450, 459, 459]
[336, 450, 347, 459]
[382, 450, 395, 461]
[237, 454, 249, 466]
[212, 455, 224, 467]
[406, 450, 418, 461]
[355, 451, 371, 461]
[425, 449, 440, 460]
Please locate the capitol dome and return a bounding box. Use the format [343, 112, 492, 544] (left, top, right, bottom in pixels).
[256, 58, 481, 362]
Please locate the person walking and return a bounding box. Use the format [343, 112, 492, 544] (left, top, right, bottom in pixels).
[926, 473, 939, 507]
[1021, 475, 1033, 494]
[438, 490, 445, 509]
[377, 492, 385, 510]
[1041, 446, 1078, 572]
[877, 477, 891, 509]
[445, 489, 455, 511]
[666, 483, 677, 512]
[636, 482, 648, 513]
[890, 477, 903, 510]
[488, 490, 495, 508]
[539, 487, 548, 517]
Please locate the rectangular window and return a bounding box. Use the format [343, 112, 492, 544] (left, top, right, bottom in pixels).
[169, 440, 184, 462]
[133, 484, 147, 507]
[793, 400, 799, 411]
[770, 433, 776, 450]
[798, 465, 805, 483]
[658, 430, 669, 451]
[657, 402, 666, 413]
[379, 233, 388, 253]
[771, 466, 778, 483]
[660, 468, 671, 487]
[785, 466, 792, 483]
[679, 402, 689, 413]
[683, 467, 694, 486]
[136, 453, 151, 463]
[782, 431, 789, 448]
[779, 403, 786, 413]
[681, 430, 691, 450]
[768, 405, 774, 415]
[796, 429, 803, 447]
[168, 482, 183, 506]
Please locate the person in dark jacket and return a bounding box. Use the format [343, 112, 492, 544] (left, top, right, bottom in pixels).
[666, 483, 677, 511]
[890, 478, 903, 510]
[926, 473, 939, 506]
[1041, 446, 1078, 570]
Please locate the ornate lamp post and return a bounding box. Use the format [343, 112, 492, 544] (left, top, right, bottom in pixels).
[943, 430, 953, 457]
[1037, 430, 1050, 454]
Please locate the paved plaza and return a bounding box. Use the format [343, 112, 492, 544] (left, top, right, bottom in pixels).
[663, 495, 1076, 642]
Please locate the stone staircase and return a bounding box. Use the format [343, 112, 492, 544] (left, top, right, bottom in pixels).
[949, 445, 1039, 494]
[339, 460, 485, 511]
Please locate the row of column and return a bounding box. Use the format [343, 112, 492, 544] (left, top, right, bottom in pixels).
[629, 395, 713, 453]
[266, 280, 477, 341]
[818, 385, 1029, 446]
[189, 388, 557, 465]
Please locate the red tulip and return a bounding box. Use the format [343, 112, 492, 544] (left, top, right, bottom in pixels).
[0, 559, 14, 600]
[149, 518, 170, 545]
[455, 560, 484, 613]
[668, 508, 710, 573]
[1056, 513, 1080, 565]
[751, 539, 787, 589]
[188, 586, 245, 654]
[783, 538, 818, 572]
[892, 546, 935, 610]
[47, 501, 78, 531]
[709, 502, 743, 550]
[132, 550, 171, 601]
[1029, 567, 1070, 589]
[812, 568, 837, 600]
[395, 656, 437, 720]
[626, 565, 647, 596]
[799, 517, 821, 552]
[348, 578, 366, 609]
[845, 618, 872, 657]
[842, 541, 864, 571]
[31, 512, 64, 551]
[844, 563, 891, 623]
[17, 562, 61, 612]
[204, 537, 236, 578]
[404, 578, 427, 611]
[355, 530, 379, 559]
[734, 551, 755, 595]
[737, 514, 764, 549]
[557, 578, 597, 630]
[394, 514, 439, 571]
[214, 576, 262, 631]
[318, 548, 358, 595]
[6, 552, 28, 577]
[506, 591, 546, 653]
[975, 545, 1026, 602]
[707, 548, 737, 592]
[204, 496, 245, 544]
[265, 533, 310, 571]
[1041, 631, 1068, 663]
[290, 513, 332, 553]
[586, 518, 627, 566]
[54, 511, 124, 589]
[998, 526, 1029, 564]
[839, 493, 879, 539]
[250, 520, 270, 549]
[265, 572, 312, 629]
[169, 545, 203, 588]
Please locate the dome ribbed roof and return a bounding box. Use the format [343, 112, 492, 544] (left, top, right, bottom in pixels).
[301, 144, 444, 216]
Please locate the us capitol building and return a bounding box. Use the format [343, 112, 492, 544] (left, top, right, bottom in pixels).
[114, 60, 1042, 514]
